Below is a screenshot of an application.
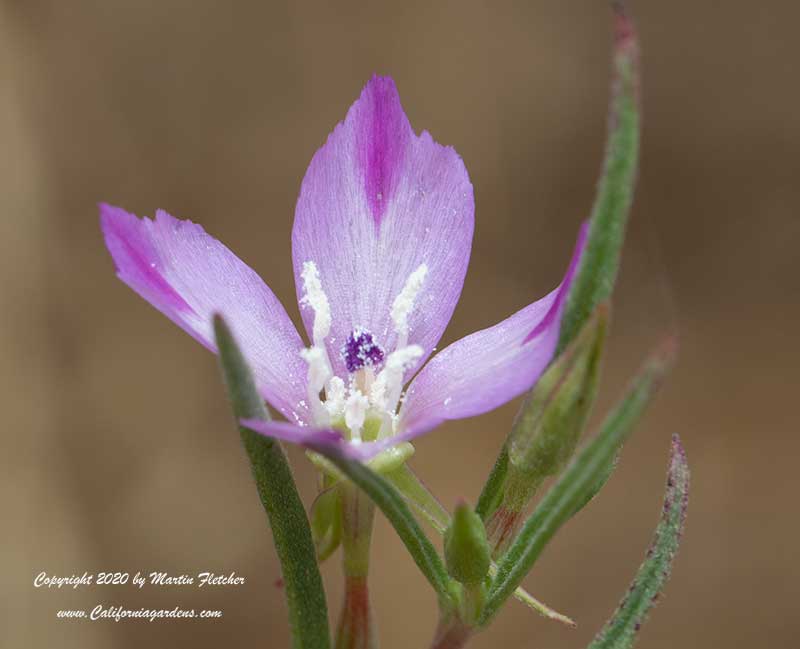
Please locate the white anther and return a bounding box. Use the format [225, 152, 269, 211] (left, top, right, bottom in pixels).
[300, 347, 331, 391]
[300, 347, 332, 424]
[369, 375, 388, 411]
[376, 344, 424, 414]
[344, 389, 369, 443]
[390, 263, 428, 347]
[300, 261, 331, 346]
[324, 376, 346, 418]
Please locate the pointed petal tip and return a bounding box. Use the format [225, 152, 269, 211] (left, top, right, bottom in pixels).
[98, 201, 129, 231]
[99, 203, 309, 421]
[293, 72, 474, 377]
[364, 73, 398, 93]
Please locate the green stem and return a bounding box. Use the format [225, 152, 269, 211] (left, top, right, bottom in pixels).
[335, 483, 378, 649]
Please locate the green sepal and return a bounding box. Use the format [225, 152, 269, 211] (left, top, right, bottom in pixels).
[287, 440, 455, 608]
[213, 315, 330, 649]
[310, 483, 342, 563]
[307, 443, 414, 482]
[505, 305, 609, 507]
[479, 338, 676, 626]
[444, 502, 491, 586]
[557, 4, 640, 353]
[587, 434, 690, 649]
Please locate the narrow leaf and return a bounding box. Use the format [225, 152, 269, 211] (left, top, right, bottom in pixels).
[558, 4, 640, 353]
[570, 450, 620, 519]
[586, 434, 690, 649]
[480, 339, 676, 625]
[289, 442, 454, 605]
[477, 2, 639, 543]
[475, 446, 509, 523]
[214, 315, 330, 649]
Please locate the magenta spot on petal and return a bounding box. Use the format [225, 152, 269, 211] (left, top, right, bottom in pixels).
[342, 328, 385, 373]
[357, 75, 409, 226]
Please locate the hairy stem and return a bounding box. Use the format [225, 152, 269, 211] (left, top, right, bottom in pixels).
[335, 483, 378, 649]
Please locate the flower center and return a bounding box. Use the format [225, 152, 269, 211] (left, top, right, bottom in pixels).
[298, 261, 429, 444]
[342, 328, 385, 373]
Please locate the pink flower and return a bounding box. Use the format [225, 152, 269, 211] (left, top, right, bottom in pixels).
[101, 75, 585, 461]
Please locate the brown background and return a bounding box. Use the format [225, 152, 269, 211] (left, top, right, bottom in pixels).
[2, 1, 797, 648]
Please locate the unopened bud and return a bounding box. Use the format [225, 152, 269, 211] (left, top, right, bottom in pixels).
[509, 304, 609, 487]
[444, 501, 491, 585]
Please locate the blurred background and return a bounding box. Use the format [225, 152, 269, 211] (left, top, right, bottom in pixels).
[2, 1, 797, 647]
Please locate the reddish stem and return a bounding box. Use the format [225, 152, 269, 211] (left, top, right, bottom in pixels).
[430, 617, 472, 649]
[484, 505, 522, 556]
[336, 575, 377, 649]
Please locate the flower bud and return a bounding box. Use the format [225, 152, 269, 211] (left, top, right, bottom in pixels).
[486, 305, 608, 556]
[444, 501, 491, 585]
[508, 303, 609, 490]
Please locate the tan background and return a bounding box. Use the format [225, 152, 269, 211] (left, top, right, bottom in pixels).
[2, 1, 797, 648]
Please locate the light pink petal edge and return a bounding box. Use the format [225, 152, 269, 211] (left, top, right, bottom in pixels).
[100, 203, 310, 422]
[392, 222, 589, 443]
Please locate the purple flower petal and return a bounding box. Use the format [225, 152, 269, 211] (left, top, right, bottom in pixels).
[100, 203, 310, 422]
[292, 75, 474, 378]
[395, 223, 589, 440]
[240, 419, 371, 460]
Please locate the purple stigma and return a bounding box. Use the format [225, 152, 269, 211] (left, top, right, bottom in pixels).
[342, 328, 385, 373]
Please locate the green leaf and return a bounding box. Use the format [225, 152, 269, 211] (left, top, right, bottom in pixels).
[479, 339, 676, 625]
[214, 315, 330, 649]
[475, 446, 509, 523]
[294, 443, 455, 606]
[586, 434, 690, 649]
[557, 5, 640, 354]
[570, 449, 620, 519]
[476, 2, 639, 542]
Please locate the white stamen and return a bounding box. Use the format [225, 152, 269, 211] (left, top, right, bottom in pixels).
[300, 347, 332, 424]
[324, 376, 346, 418]
[369, 375, 388, 411]
[300, 261, 331, 347]
[390, 263, 428, 348]
[385, 345, 425, 371]
[344, 389, 369, 443]
[376, 344, 424, 414]
[300, 347, 331, 391]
